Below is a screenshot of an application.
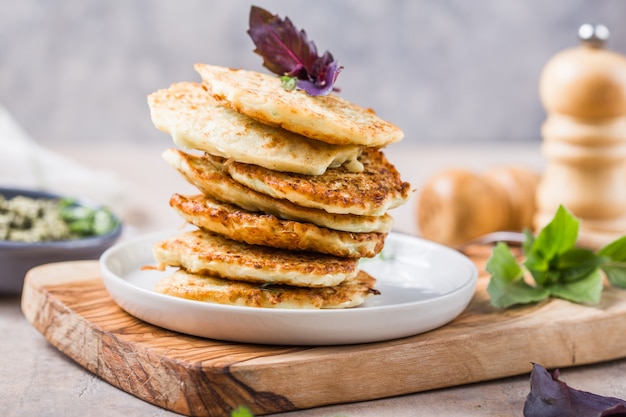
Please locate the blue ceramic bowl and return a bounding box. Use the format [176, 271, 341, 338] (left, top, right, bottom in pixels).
[0, 187, 123, 294]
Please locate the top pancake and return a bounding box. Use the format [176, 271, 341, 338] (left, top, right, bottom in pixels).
[195, 64, 405, 148]
[148, 82, 362, 175]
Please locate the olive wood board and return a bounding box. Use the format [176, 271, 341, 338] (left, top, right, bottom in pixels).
[20, 245, 626, 417]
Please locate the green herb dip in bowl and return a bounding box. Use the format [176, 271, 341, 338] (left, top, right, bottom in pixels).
[0, 187, 122, 294]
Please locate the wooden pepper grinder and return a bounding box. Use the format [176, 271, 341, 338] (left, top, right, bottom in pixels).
[534, 23, 626, 247]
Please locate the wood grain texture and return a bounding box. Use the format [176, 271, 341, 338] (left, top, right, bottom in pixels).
[20, 247, 626, 417]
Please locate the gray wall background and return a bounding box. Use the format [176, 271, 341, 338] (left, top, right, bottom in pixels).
[1, 0, 625, 148]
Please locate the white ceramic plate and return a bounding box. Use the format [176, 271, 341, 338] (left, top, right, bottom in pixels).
[100, 231, 478, 346]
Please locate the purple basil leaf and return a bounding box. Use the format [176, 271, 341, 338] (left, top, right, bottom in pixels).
[297, 56, 342, 96]
[248, 6, 317, 76]
[524, 363, 626, 417]
[247, 6, 341, 96]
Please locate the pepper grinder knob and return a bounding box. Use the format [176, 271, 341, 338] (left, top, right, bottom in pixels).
[578, 23, 610, 48]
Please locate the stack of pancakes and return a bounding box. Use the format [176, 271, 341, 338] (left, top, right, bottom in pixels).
[146, 64, 411, 309]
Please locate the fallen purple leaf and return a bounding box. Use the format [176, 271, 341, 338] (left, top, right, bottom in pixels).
[524, 363, 626, 417]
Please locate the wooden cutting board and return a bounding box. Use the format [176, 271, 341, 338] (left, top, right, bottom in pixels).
[20, 245, 626, 417]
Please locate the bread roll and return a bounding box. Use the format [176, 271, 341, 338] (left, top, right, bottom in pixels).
[417, 167, 539, 246]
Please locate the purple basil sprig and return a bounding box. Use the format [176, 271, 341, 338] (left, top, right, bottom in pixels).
[247, 5, 342, 96]
[524, 363, 626, 417]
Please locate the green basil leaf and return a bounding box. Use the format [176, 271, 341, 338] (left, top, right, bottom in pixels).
[549, 268, 603, 305]
[524, 250, 549, 272]
[486, 242, 524, 281]
[527, 248, 602, 287]
[487, 277, 550, 308]
[597, 235, 626, 288]
[524, 205, 580, 287]
[556, 247, 601, 268]
[485, 207, 621, 308]
[527, 269, 560, 287]
[486, 242, 550, 308]
[601, 262, 626, 288]
[598, 235, 626, 261]
[527, 205, 579, 261]
[554, 248, 605, 283]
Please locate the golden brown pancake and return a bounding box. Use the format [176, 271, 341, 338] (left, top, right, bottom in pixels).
[169, 193, 386, 258]
[162, 148, 395, 234]
[194, 64, 404, 147]
[224, 147, 412, 216]
[152, 229, 358, 288]
[154, 269, 380, 309]
[148, 82, 363, 175]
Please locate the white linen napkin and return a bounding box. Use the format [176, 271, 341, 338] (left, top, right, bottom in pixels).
[0, 103, 133, 213]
